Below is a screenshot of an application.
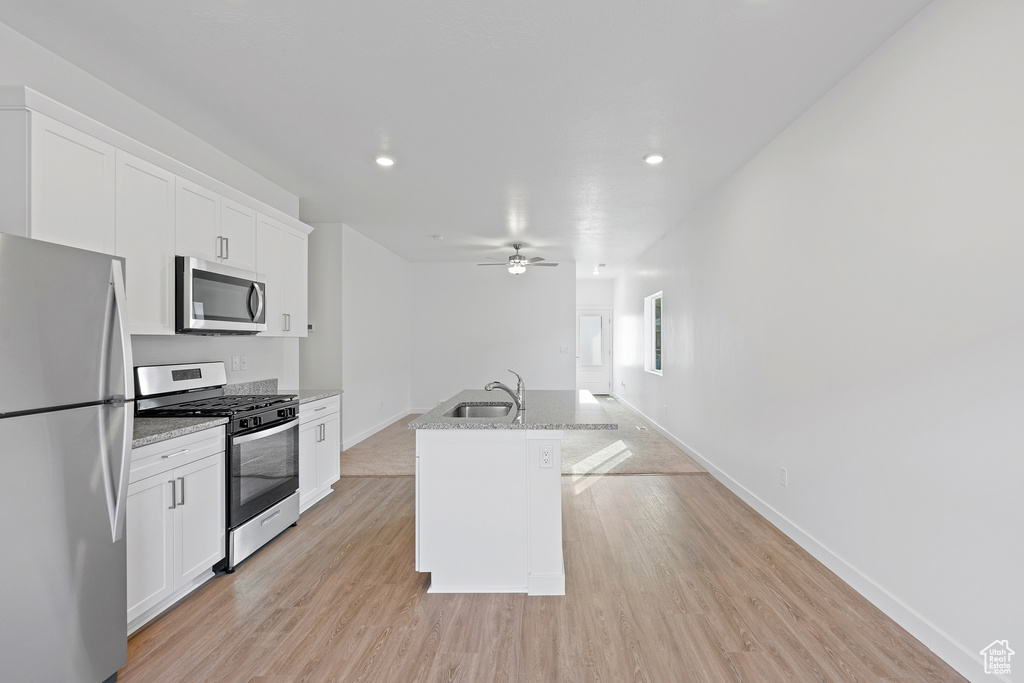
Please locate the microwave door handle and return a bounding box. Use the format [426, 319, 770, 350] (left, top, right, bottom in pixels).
[249, 282, 265, 322]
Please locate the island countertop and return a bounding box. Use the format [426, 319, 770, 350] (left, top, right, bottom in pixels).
[408, 389, 618, 430]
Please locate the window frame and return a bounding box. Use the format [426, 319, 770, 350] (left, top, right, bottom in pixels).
[644, 291, 663, 376]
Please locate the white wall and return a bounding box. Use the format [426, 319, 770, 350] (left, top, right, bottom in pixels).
[613, 1, 1023, 679]
[340, 225, 412, 449]
[576, 279, 614, 308]
[300, 222, 344, 391]
[0, 21, 299, 217]
[410, 263, 576, 411]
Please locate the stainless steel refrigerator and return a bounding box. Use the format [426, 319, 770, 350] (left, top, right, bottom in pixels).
[0, 233, 134, 683]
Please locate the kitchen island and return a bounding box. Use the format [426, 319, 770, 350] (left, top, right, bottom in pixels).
[409, 389, 616, 595]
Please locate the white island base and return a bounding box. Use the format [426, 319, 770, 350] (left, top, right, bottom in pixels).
[415, 429, 565, 595]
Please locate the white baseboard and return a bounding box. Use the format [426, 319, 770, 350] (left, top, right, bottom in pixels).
[342, 409, 414, 451]
[611, 394, 993, 683]
[528, 569, 566, 596]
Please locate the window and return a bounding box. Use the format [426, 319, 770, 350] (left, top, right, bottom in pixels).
[644, 291, 662, 375]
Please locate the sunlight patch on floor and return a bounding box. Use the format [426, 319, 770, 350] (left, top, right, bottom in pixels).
[569, 439, 633, 493]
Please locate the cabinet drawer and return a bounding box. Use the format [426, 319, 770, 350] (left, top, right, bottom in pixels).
[299, 395, 340, 425]
[130, 428, 225, 484]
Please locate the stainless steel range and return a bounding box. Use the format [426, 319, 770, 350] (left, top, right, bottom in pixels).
[135, 361, 300, 572]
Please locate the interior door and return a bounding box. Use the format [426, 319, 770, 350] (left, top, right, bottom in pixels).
[576, 307, 611, 394]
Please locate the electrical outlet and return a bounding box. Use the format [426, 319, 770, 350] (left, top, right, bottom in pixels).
[540, 445, 553, 468]
[231, 355, 240, 371]
[240, 356, 248, 371]
[560, 346, 571, 354]
[780, 467, 788, 487]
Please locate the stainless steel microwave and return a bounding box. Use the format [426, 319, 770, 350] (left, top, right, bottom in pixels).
[175, 256, 267, 335]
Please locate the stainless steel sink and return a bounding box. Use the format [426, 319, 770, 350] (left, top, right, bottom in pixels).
[444, 402, 513, 418]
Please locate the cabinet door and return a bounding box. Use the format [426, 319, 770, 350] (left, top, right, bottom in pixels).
[30, 113, 116, 254]
[256, 214, 287, 335]
[116, 151, 176, 334]
[317, 413, 341, 491]
[126, 474, 174, 623]
[173, 454, 225, 589]
[175, 177, 219, 262]
[298, 420, 319, 511]
[219, 197, 256, 271]
[284, 227, 308, 337]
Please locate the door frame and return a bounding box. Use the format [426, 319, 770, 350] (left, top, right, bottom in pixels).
[576, 306, 612, 394]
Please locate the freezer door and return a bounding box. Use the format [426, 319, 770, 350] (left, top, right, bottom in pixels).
[0, 233, 134, 415]
[0, 403, 131, 682]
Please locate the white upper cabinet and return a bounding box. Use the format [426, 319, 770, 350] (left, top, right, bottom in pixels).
[256, 212, 308, 337]
[0, 110, 116, 254]
[175, 176, 258, 272]
[219, 198, 257, 272]
[175, 177, 219, 261]
[116, 151, 176, 334]
[0, 87, 312, 330]
[175, 179, 258, 272]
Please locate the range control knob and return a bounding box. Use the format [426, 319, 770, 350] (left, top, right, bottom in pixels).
[253, 416, 262, 427]
[239, 418, 249, 429]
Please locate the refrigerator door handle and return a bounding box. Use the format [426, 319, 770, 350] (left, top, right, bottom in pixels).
[111, 260, 135, 401]
[104, 260, 135, 543]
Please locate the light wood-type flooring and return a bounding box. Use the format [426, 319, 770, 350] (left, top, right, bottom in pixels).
[120, 474, 965, 682]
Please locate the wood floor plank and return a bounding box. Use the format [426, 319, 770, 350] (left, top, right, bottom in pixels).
[119, 474, 965, 683]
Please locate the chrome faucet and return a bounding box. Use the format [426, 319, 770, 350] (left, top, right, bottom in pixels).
[485, 369, 526, 410]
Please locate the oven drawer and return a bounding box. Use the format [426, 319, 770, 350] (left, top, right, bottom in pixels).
[130, 428, 225, 484]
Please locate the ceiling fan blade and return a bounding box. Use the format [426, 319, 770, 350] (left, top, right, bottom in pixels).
[526, 257, 545, 263]
[477, 263, 509, 266]
[486, 256, 507, 261]
[528, 262, 559, 267]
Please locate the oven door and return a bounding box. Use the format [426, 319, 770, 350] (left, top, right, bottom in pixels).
[176, 256, 267, 335]
[227, 419, 299, 529]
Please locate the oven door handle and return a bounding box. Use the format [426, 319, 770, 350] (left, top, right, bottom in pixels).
[232, 418, 296, 444]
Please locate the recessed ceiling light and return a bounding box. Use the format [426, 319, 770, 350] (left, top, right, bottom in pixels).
[432, 235, 445, 241]
[643, 153, 664, 165]
[375, 155, 395, 167]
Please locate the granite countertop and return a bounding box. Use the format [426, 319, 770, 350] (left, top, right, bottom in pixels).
[132, 380, 340, 448]
[278, 389, 341, 403]
[133, 416, 227, 449]
[409, 389, 618, 430]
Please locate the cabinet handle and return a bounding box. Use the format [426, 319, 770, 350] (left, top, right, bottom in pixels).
[319, 423, 324, 442]
[216, 236, 223, 258]
[224, 237, 229, 260]
[168, 480, 177, 510]
[286, 313, 291, 331]
[177, 477, 185, 506]
[314, 406, 327, 412]
[162, 448, 190, 459]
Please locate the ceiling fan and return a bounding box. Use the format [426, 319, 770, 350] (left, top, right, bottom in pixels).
[478, 243, 559, 275]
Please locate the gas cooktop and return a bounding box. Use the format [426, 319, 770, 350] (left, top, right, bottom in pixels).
[140, 394, 296, 417]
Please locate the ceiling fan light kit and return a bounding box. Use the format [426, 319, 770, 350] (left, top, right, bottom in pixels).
[478, 243, 559, 275]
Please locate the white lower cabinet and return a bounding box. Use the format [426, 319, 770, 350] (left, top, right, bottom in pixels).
[126, 428, 225, 633]
[298, 395, 341, 512]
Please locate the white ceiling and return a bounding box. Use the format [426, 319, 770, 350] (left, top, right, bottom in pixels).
[0, 0, 931, 277]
